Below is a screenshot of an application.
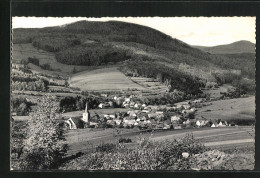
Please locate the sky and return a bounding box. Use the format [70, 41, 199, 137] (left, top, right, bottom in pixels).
[12, 17, 255, 46]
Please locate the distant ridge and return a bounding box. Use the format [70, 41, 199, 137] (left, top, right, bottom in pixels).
[193, 40, 255, 54]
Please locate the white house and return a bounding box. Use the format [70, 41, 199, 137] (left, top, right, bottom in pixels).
[171, 116, 181, 123]
[98, 103, 105, 109]
[196, 120, 201, 127]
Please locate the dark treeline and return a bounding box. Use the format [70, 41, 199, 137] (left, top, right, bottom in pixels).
[59, 95, 103, 113]
[55, 44, 131, 66]
[32, 36, 81, 52]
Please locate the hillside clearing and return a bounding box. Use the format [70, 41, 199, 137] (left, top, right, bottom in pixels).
[70, 67, 146, 91]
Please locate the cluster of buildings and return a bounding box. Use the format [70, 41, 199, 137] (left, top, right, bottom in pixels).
[65, 95, 234, 130]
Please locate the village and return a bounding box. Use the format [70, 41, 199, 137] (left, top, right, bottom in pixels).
[65, 94, 233, 130]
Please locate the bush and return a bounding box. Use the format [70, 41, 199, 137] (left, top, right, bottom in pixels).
[119, 138, 132, 143]
[11, 97, 33, 116]
[96, 143, 117, 153]
[19, 96, 68, 170]
[40, 63, 52, 70]
[60, 133, 207, 170]
[28, 57, 40, 66]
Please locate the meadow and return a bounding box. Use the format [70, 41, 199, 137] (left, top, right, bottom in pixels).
[70, 67, 146, 91]
[195, 96, 255, 123]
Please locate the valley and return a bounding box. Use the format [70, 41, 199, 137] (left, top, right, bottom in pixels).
[10, 20, 255, 171]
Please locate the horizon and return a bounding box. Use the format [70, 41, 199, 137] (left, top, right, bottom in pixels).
[12, 17, 255, 47]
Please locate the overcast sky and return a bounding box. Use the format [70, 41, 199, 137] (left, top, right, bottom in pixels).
[12, 17, 255, 46]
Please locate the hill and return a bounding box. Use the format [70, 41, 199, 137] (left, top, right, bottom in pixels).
[12, 20, 254, 94]
[193, 40, 255, 54]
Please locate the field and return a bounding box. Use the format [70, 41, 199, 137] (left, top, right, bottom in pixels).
[195, 96, 255, 121]
[70, 67, 146, 91]
[70, 67, 170, 97]
[65, 126, 254, 156]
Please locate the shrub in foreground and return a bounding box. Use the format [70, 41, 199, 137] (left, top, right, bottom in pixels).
[16, 96, 68, 170]
[59, 133, 207, 170]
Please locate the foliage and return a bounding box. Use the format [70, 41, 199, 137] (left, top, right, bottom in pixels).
[119, 138, 132, 143]
[212, 72, 242, 85]
[60, 133, 207, 170]
[122, 60, 204, 95]
[96, 143, 117, 153]
[11, 97, 33, 116]
[12, 80, 47, 91]
[28, 57, 40, 66]
[59, 95, 102, 112]
[40, 63, 52, 70]
[32, 36, 81, 52]
[55, 44, 131, 66]
[19, 96, 68, 170]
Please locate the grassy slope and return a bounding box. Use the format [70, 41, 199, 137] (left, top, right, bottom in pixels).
[195, 96, 255, 121]
[70, 67, 146, 91]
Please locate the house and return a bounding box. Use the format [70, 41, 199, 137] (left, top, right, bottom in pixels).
[182, 104, 191, 110]
[196, 120, 201, 127]
[114, 96, 118, 101]
[104, 114, 115, 119]
[98, 103, 105, 109]
[218, 121, 226, 127]
[156, 111, 164, 114]
[114, 119, 122, 125]
[134, 103, 142, 109]
[211, 121, 218, 127]
[171, 115, 181, 123]
[148, 113, 157, 119]
[101, 93, 108, 97]
[141, 109, 149, 113]
[108, 101, 114, 107]
[174, 125, 182, 130]
[65, 117, 85, 129]
[193, 99, 203, 103]
[123, 103, 130, 108]
[125, 98, 131, 103]
[183, 119, 191, 125]
[107, 120, 116, 126]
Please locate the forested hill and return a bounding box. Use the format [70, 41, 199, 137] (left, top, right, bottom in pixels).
[13, 20, 234, 69]
[193, 40, 255, 54]
[13, 20, 255, 94]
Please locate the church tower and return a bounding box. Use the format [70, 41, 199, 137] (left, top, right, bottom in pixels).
[82, 102, 90, 123]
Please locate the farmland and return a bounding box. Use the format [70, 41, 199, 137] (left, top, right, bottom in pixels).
[195, 96, 255, 122]
[70, 67, 170, 97]
[64, 126, 254, 156]
[70, 67, 146, 91]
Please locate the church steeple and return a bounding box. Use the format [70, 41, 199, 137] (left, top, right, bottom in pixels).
[85, 102, 89, 113]
[82, 102, 90, 123]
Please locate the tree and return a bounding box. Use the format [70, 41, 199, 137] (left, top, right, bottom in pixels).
[72, 67, 77, 74]
[20, 96, 68, 170]
[64, 80, 69, 88]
